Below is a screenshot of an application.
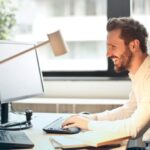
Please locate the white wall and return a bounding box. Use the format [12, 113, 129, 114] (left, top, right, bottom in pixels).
[42, 80, 131, 99]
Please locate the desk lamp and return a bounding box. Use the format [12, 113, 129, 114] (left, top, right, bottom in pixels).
[0, 30, 69, 128]
[0, 30, 69, 64]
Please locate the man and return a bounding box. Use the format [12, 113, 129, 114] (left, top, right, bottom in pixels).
[62, 17, 150, 149]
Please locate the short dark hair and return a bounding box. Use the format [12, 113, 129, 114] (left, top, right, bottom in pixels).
[107, 17, 148, 53]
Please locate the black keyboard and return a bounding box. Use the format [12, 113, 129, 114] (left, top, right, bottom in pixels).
[43, 117, 80, 134]
[0, 130, 34, 149]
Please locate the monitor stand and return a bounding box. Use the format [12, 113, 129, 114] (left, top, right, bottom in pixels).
[0, 102, 32, 130]
[0, 103, 9, 124]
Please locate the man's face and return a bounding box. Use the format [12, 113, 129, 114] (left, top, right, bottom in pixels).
[107, 29, 133, 72]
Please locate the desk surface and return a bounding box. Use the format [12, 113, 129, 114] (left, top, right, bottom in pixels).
[10, 113, 128, 150]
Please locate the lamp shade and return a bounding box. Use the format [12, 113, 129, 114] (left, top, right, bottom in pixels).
[47, 30, 69, 56]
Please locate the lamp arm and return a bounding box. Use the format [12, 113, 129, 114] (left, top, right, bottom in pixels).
[0, 40, 49, 64]
[0, 30, 69, 64]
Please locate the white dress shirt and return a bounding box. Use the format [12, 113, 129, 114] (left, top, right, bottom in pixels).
[88, 55, 150, 139]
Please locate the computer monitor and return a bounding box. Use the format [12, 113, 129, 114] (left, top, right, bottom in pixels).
[0, 40, 44, 124]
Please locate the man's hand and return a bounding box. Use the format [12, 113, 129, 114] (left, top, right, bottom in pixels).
[62, 115, 90, 130]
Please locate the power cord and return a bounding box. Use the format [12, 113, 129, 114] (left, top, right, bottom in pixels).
[0, 109, 33, 130]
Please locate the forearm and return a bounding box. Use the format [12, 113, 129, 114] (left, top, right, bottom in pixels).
[89, 98, 136, 121]
[88, 102, 150, 138]
[90, 104, 136, 121]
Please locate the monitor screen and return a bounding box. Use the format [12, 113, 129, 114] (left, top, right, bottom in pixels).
[0, 40, 44, 124]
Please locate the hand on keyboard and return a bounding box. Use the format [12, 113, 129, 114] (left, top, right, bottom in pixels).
[43, 117, 80, 134]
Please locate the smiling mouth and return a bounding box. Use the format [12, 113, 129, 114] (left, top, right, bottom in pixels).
[112, 58, 118, 64]
[111, 56, 119, 64]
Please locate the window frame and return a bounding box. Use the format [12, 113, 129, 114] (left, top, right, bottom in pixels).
[43, 0, 130, 80]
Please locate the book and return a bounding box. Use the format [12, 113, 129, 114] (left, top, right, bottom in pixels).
[49, 130, 130, 149]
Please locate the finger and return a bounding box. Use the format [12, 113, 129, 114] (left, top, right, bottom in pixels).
[63, 123, 76, 129]
[62, 116, 76, 127]
[62, 119, 73, 127]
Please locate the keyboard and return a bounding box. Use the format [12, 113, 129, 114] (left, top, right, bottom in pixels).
[43, 117, 81, 134]
[0, 130, 34, 149]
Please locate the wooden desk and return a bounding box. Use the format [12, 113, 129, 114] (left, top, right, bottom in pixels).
[10, 113, 129, 150]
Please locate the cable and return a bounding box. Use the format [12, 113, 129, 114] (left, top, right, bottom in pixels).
[0, 109, 33, 130]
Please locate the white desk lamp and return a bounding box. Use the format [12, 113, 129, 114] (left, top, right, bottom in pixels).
[0, 30, 69, 64]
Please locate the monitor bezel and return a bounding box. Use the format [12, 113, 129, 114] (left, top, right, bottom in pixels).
[0, 40, 44, 124]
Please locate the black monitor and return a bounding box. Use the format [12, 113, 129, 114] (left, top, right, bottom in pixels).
[0, 40, 44, 124]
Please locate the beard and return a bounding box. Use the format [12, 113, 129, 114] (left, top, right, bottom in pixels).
[112, 47, 133, 73]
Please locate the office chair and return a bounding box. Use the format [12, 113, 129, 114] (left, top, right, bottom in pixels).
[127, 147, 145, 150]
[127, 140, 150, 150]
[145, 140, 150, 150]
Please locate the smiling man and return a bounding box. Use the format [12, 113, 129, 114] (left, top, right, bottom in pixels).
[62, 17, 150, 150]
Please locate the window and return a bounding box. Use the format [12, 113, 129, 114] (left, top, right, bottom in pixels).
[11, 0, 134, 78]
[131, 0, 150, 54]
[12, 0, 108, 78]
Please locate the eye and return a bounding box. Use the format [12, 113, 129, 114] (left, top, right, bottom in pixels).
[111, 45, 117, 50]
[107, 45, 117, 51]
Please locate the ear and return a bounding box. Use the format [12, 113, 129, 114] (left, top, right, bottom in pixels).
[129, 39, 140, 52]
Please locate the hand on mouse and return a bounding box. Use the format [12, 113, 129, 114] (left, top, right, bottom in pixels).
[62, 115, 90, 130]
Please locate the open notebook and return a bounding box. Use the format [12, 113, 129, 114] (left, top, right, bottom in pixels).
[49, 130, 130, 149]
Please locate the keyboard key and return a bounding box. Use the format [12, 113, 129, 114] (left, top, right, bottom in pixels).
[43, 117, 80, 134]
[0, 130, 34, 149]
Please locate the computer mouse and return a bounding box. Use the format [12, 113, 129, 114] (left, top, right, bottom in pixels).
[79, 111, 90, 115]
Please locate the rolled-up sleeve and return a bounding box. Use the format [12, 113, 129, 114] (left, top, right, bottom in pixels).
[88, 101, 150, 138]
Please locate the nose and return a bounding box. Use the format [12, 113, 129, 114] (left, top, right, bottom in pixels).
[106, 48, 112, 58]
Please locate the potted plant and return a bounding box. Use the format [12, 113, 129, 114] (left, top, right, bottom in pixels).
[0, 0, 16, 40]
